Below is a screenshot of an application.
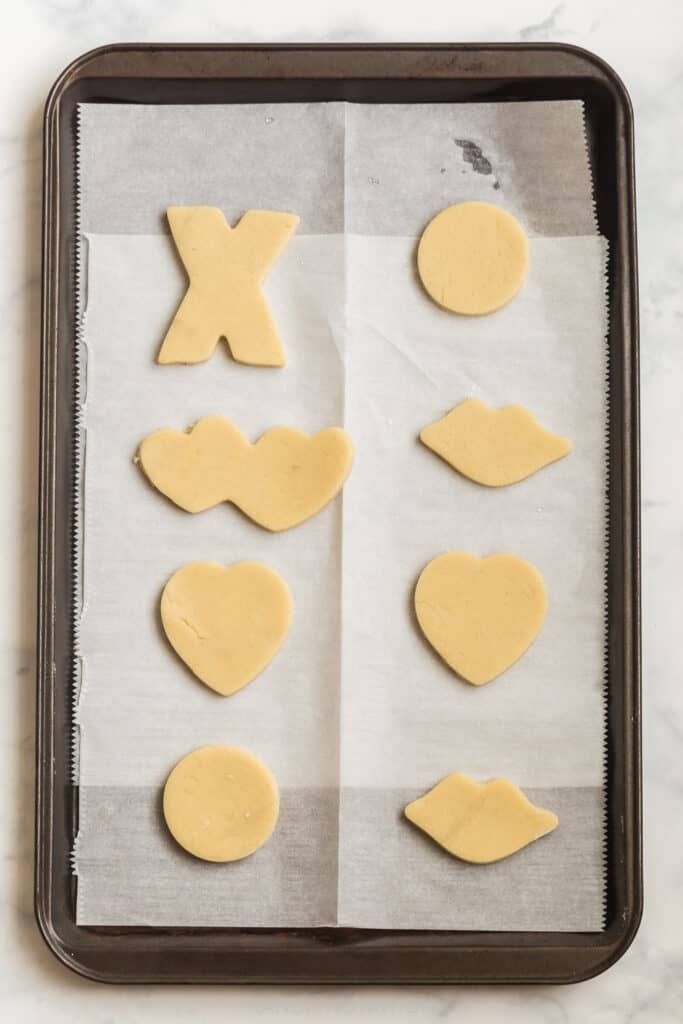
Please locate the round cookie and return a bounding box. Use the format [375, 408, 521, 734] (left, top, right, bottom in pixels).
[163, 745, 279, 862]
[417, 201, 529, 316]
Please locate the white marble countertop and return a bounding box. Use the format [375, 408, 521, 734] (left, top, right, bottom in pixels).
[1, 0, 680, 1018]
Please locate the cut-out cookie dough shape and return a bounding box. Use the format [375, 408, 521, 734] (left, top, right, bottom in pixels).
[158, 206, 299, 367]
[164, 745, 279, 862]
[417, 201, 529, 315]
[420, 398, 572, 486]
[138, 416, 354, 531]
[161, 561, 292, 696]
[415, 552, 547, 685]
[405, 773, 558, 864]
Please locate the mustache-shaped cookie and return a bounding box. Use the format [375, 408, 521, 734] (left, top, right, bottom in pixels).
[405, 773, 558, 864]
[161, 561, 292, 696]
[415, 552, 547, 685]
[420, 398, 572, 486]
[138, 416, 354, 531]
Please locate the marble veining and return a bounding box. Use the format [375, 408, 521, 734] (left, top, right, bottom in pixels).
[1, 0, 681, 1018]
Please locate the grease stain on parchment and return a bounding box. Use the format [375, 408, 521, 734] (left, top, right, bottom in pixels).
[454, 138, 493, 175]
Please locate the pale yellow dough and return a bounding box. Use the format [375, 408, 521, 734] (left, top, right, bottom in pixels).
[405, 773, 558, 864]
[417, 201, 529, 315]
[420, 398, 572, 486]
[138, 416, 354, 531]
[415, 552, 547, 685]
[161, 561, 292, 696]
[163, 745, 279, 862]
[158, 206, 299, 367]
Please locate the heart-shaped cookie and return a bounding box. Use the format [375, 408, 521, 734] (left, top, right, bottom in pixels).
[138, 416, 354, 532]
[414, 552, 547, 685]
[161, 561, 292, 696]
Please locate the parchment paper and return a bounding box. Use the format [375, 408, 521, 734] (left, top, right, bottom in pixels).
[74, 101, 607, 930]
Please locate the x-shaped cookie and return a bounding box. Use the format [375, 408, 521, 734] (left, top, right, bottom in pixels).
[158, 206, 299, 367]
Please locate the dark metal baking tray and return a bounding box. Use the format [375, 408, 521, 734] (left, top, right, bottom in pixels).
[36, 42, 641, 984]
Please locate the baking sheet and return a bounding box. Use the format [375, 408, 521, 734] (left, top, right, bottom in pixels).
[74, 101, 607, 930]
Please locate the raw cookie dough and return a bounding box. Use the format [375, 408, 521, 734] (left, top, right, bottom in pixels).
[163, 745, 279, 862]
[405, 773, 558, 864]
[138, 416, 354, 531]
[417, 201, 529, 315]
[420, 398, 572, 486]
[157, 206, 299, 367]
[161, 561, 292, 696]
[415, 552, 547, 685]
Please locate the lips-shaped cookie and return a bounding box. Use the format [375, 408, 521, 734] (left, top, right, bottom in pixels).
[414, 552, 547, 685]
[138, 416, 354, 531]
[161, 561, 292, 696]
[405, 773, 558, 863]
[420, 399, 572, 487]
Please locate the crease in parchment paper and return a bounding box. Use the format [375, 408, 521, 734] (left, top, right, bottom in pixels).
[73, 100, 608, 931]
[349, 313, 443, 392]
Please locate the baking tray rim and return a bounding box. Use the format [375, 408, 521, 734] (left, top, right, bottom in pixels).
[36, 41, 641, 985]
